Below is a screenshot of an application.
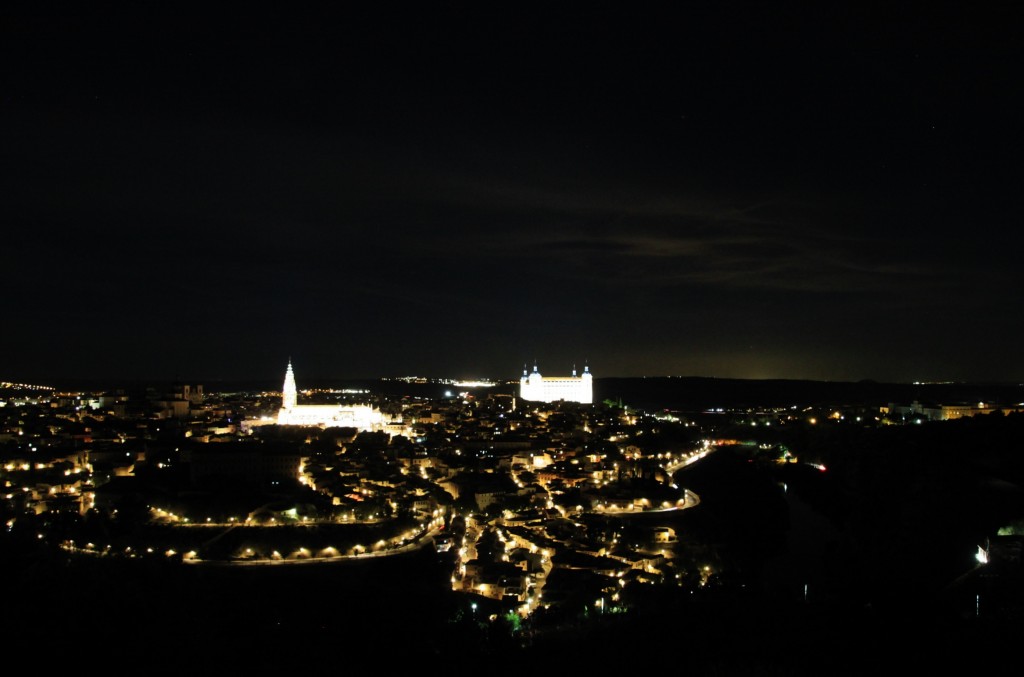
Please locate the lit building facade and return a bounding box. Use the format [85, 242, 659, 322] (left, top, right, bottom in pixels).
[519, 364, 593, 404]
[277, 361, 393, 432]
[883, 400, 1024, 422]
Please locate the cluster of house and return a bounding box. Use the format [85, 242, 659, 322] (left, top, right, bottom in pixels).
[2, 378, 702, 619]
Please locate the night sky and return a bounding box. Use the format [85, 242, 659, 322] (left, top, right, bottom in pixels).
[3, 3, 1021, 384]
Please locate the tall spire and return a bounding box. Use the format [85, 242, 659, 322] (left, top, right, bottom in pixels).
[282, 359, 297, 410]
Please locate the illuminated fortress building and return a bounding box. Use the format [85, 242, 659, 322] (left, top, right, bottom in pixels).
[519, 363, 593, 404]
[277, 360, 398, 432]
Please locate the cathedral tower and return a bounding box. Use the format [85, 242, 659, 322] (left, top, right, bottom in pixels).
[282, 359, 297, 410]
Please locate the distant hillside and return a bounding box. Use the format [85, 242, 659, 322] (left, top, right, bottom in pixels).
[594, 377, 1024, 412]
[16, 375, 1024, 414]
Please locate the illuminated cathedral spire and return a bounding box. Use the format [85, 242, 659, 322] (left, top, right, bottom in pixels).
[276, 360, 394, 433]
[282, 359, 297, 410]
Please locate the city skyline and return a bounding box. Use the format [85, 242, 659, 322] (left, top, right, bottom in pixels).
[3, 4, 1021, 384]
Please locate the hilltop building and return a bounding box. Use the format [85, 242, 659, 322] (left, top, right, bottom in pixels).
[519, 364, 593, 404]
[883, 400, 1024, 422]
